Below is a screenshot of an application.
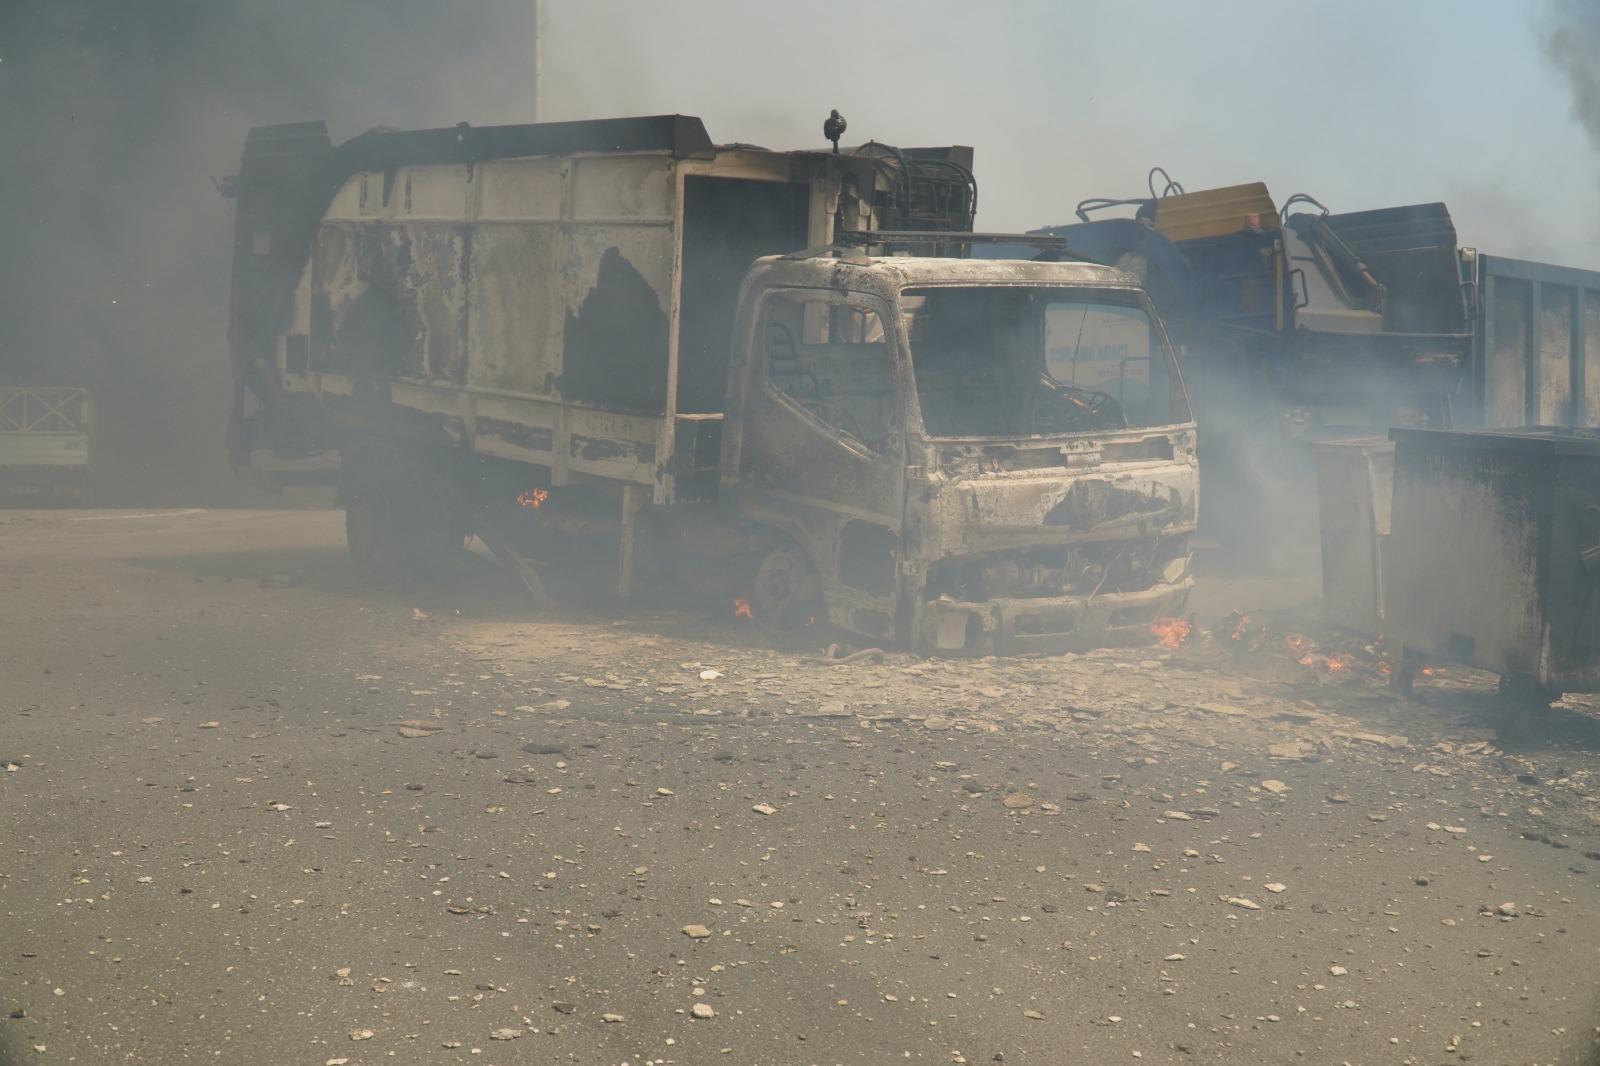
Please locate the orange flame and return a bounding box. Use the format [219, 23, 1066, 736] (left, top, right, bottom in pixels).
[516, 488, 550, 509]
[733, 597, 754, 621]
[1149, 616, 1192, 649]
[1228, 612, 1251, 641]
[1283, 633, 1312, 656]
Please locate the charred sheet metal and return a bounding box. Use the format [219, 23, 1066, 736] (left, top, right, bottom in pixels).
[1388, 427, 1600, 692]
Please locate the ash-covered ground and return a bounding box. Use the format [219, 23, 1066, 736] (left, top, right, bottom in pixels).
[3, 508, 1599, 1065]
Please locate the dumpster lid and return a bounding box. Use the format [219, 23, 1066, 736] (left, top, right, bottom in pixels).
[1390, 426, 1600, 458]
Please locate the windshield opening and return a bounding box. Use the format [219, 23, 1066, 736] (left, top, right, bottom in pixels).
[901, 286, 1188, 438]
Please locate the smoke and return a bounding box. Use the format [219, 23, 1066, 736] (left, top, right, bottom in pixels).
[1541, 0, 1600, 155]
[0, 1, 544, 505]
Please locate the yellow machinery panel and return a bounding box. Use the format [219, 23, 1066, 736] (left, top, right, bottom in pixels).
[1154, 182, 1280, 241]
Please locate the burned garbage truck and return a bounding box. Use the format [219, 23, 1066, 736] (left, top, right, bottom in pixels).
[223, 114, 1196, 654]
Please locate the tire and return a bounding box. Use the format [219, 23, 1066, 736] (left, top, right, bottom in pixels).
[743, 544, 822, 636]
[344, 465, 405, 582]
[1493, 672, 1559, 744]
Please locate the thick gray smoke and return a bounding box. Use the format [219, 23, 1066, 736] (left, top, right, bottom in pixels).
[0, 1, 541, 504]
[1542, 0, 1600, 154]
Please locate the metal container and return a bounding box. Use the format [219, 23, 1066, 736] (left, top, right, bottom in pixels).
[1387, 426, 1600, 693]
[1469, 254, 1600, 430]
[1311, 438, 1393, 635]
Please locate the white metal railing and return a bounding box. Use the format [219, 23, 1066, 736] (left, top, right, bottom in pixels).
[0, 387, 91, 433]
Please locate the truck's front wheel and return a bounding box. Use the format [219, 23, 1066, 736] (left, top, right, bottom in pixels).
[745, 545, 822, 636]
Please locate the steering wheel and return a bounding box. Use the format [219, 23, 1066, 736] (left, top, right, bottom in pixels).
[1027, 374, 1128, 432]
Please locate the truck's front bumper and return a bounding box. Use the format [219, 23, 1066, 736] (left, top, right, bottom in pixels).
[920, 575, 1194, 656]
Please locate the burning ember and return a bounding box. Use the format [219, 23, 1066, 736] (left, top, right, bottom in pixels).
[1283, 633, 1312, 656]
[1149, 616, 1192, 649]
[1226, 611, 1251, 641]
[516, 488, 550, 509]
[733, 597, 754, 621]
[1298, 652, 1355, 673]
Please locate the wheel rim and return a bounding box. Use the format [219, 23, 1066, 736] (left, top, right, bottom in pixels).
[751, 548, 820, 634]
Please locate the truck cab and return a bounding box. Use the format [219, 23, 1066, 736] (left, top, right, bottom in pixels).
[722, 252, 1197, 654]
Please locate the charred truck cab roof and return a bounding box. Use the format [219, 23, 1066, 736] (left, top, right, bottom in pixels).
[723, 254, 1197, 655]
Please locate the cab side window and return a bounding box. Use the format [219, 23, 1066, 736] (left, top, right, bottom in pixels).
[760, 292, 897, 455]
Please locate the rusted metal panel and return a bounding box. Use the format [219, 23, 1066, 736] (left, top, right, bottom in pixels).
[1537, 284, 1574, 425]
[1476, 255, 1600, 429]
[1485, 274, 1530, 426]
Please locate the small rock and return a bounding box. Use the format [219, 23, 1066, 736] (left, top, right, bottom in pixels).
[1260, 779, 1290, 795]
[923, 716, 952, 731]
[1264, 883, 1286, 894]
[489, 1028, 521, 1041]
[1023, 1009, 1045, 1021]
[1164, 953, 1186, 961]
[1496, 902, 1519, 917]
[1162, 810, 1192, 821]
[552, 1002, 577, 1014]
[198, 721, 220, 729]
[1326, 792, 1351, 804]
[691, 1003, 716, 1019]
[656, 787, 675, 797]
[1002, 793, 1033, 810]
[1226, 897, 1261, 910]
[1132, 842, 1151, 853]
[751, 803, 778, 816]
[682, 924, 713, 939]
[1367, 812, 1388, 822]
[1478, 854, 1493, 862]
[699, 669, 723, 681]
[1329, 965, 1348, 976]
[348, 1028, 375, 1041]
[601, 1012, 625, 1023]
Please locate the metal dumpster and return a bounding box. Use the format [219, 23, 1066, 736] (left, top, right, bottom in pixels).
[1386, 426, 1600, 695]
[1311, 438, 1394, 635]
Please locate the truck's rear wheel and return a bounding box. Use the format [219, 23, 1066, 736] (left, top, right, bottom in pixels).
[342, 444, 459, 582]
[345, 486, 401, 581]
